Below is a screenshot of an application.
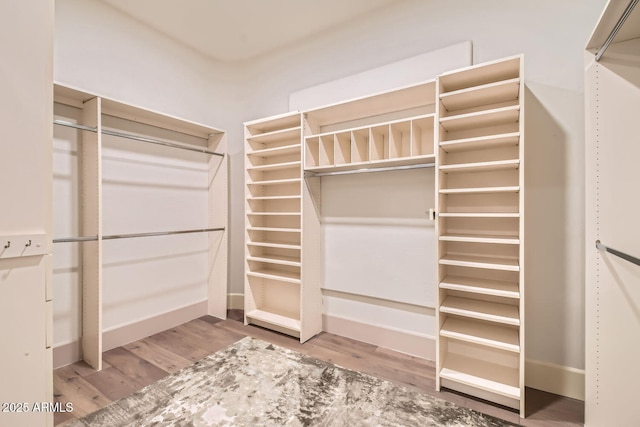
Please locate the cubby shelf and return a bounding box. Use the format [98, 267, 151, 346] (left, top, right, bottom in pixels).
[247, 227, 300, 233]
[439, 159, 520, 173]
[246, 144, 300, 158]
[439, 186, 520, 195]
[246, 255, 301, 267]
[304, 155, 435, 173]
[440, 353, 520, 400]
[438, 212, 520, 218]
[440, 78, 520, 112]
[246, 269, 301, 284]
[245, 309, 301, 332]
[248, 161, 301, 172]
[247, 195, 301, 201]
[439, 276, 520, 299]
[247, 242, 301, 250]
[440, 296, 520, 326]
[439, 253, 520, 272]
[247, 178, 301, 186]
[440, 317, 520, 352]
[440, 132, 520, 153]
[246, 127, 301, 143]
[439, 105, 520, 132]
[439, 233, 520, 245]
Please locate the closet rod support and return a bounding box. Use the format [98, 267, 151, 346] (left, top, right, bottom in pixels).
[595, 0, 638, 61]
[304, 162, 435, 178]
[596, 240, 640, 267]
[102, 129, 224, 157]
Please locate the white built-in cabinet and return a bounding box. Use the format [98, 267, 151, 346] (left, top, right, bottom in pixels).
[244, 55, 525, 414]
[53, 84, 228, 370]
[435, 56, 525, 416]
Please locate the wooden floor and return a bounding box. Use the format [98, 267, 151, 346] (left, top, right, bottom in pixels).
[53, 310, 584, 426]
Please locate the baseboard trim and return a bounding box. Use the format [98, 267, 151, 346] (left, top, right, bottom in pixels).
[227, 293, 244, 310]
[53, 300, 209, 369]
[525, 359, 585, 401]
[322, 313, 435, 360]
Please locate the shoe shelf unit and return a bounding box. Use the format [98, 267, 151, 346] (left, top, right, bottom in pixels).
[435, 55, 525, 415]
[303, 81, 436, 174]
[244, 112, 323, 342]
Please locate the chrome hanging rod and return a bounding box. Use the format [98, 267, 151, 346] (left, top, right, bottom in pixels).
[596, 240, 640, 267]
[595, 0, 639, 61]
[53, 227, 225, 244]
[53, 120, 224, 157]
[304, 162, 435, 178]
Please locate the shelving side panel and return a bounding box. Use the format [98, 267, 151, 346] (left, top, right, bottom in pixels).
[208, 133, 228, 319]
[81, 96, 103, 371]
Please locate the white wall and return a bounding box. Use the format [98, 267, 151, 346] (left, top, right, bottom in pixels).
[236, 0, 607, 397]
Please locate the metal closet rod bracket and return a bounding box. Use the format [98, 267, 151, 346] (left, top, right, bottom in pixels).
[596, 240, 640, 267]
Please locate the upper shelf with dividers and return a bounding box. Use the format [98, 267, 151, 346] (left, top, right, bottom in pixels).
[303, 80, 437, 173]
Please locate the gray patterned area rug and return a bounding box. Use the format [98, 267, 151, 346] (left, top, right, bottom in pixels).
[70, 337, 518, 426]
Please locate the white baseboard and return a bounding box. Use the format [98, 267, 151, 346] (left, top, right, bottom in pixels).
[525, 358, 585, 401]
[322, 313, 435, 360]
[227, 293, 244, 310]
[53, 300, 208, 369]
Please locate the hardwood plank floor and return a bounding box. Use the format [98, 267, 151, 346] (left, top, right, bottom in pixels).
[53, 310, 584, 426]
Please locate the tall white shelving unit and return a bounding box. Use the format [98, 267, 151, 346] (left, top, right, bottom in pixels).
[244, 112, 323, 342]
[435, 55, 525, 415]
[53, 84, 228, 370]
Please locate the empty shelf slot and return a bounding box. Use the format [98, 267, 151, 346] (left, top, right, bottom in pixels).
[440, 317, 519, 352]
[247, 195, 301, 201]
[247, 268, 300, 284]
[246, 309, 301, 332]
[439, 132, 520, 153]
[440, 78, 520, 112]
[440, 353, 520, 400]
[440, 296, 519, 326]
[440, 159, 519, 173]
[247, 241, 301, 250]
[247, 178, 301, 186]
[247, 144, 300, 158]
[440, 186, 520, 195]
[246, 126, 301, 143]
[438, 212, 520, 218]
[247, 212, 301, 216]
[439, 234, 519, 245]
[247, 161, 301, 172]
[439, 106, 520, 132]
[247, 227, 300, 233]
[245, 113, 300, 135]
[439, 275, 519, 299]
[439, 254, 519, 272]
[246, 254, 301, 267]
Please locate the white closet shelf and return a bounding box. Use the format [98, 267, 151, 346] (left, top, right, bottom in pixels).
[246, 269, 301, 284]
[439, 132, 520, 153]
[248, 161, 301, 172]
[246, 309, 301, 332]
[246, 144, 300, 158]
[247, 178, 301, 186]
[304, 155, 435, 173]
[440, 296, 520, 325]
[438, 212, 520, 218]
[438, 56, 520, 94]
[439, 275, 519, 299]
[247, 212, 301, 216]
[439, 233, 520, 245]
[439, 254, 520, 272]
[247, 241, 301, 250]
[440, 78, 520, 112]
[305, 113, 435, 140]
[245, 112, 301, 135]
[246, 255, 301, 267]
[247, 195, 301, 201]
[440, 353, 520, 399]
[246, 126, 301, 143]
[440, 186, 520, 195]
[247, 227, 301, 233]
[439, 106, 520, 132]
[440, 317, 520, 352]
[439, 159, 520, 173]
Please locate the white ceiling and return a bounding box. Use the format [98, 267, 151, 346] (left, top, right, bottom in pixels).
[100, 0, 397, 63]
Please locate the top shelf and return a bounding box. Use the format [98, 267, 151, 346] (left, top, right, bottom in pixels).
[304, 80, 436, 128]
[244, 112, 301, 135]
[438, 56, 521, 94]
[440, 78, 520, 112]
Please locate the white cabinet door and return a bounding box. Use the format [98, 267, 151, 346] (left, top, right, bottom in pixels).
[585, 40, 640, 427]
